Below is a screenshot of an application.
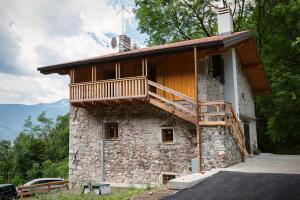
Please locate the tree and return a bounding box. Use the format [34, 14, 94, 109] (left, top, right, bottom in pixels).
[134, 0, 300, 153]
[0, 140, 13, 183]
[252, 0, 300, 153]
[0, 112, 70, 185]
[134, 0, 254, 45]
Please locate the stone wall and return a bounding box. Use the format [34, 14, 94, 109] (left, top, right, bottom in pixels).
[237, 61, 256, 119]
[202, 127, 242, 170]
[69, 107, 102, 188]
[236, 59, 258, 153]
[69, 104, 198, 187]
[207, 76, 224, 101]
[69, 103, 243, 187]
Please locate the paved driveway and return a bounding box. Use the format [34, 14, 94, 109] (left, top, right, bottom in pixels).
[163, 171, 300, 200]
[163, 154, 300, 200]
[224, 153, 300, 174]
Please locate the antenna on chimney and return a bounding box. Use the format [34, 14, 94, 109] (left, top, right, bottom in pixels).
[115, 4, 132, 52]
[116, 4, 131, 35]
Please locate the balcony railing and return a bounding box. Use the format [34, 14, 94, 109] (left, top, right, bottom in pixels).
[69, 76, 148, 102]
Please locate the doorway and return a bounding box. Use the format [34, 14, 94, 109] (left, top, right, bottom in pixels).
[243, 122, 251, 153]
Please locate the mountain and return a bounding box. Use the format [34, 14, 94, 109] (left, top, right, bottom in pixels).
[0, 99, 69, 141]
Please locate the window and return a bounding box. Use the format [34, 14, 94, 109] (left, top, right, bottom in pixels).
[162, 128, 174, 143]
[162, 174, 176, 184]
[211, 55, 225, 84]
[105, 122, 118, 139]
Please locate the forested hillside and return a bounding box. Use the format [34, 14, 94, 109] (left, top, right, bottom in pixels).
[0, 112, 69, 185]
[0, 99, 68, 141]
[135, 0, 300, 154]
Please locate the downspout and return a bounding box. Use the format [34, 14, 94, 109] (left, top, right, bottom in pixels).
[194, 47, 203, 173]
[100, 120, 104, 183]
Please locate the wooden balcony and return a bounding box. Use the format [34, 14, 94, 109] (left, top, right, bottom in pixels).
[69, 76, 148, 103]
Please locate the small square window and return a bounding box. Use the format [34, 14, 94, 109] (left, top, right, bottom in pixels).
[105, 122, 118, 139]
[162, 128, 174, 143]
[162, 174, 176, 184]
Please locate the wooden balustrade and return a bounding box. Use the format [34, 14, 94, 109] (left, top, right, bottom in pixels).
[69, 76, 147, 102]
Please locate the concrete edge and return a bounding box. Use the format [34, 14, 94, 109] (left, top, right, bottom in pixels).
[168, 171, 219, 190]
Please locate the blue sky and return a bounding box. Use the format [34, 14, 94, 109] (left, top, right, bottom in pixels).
[0, 0, 147, 104]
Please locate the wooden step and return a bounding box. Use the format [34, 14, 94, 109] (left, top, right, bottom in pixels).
[149, 98, 196, 124]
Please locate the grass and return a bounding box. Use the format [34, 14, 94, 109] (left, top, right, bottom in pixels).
[28, 187, 145, 200]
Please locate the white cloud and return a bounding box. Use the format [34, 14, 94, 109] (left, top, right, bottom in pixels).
[0, 0, 146, 104]
[0, 72, 68, 104]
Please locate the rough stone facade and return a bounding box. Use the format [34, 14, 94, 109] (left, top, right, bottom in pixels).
[202, 127, 242, 170]
[69, 103, 242, 187]
[69, 104, 198, 187]
[236, 59, 258, 153]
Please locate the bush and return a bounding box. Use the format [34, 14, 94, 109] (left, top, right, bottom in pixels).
[42, 159, 68, 179]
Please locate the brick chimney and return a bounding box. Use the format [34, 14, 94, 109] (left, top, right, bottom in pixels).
[217, 7, 233, 35]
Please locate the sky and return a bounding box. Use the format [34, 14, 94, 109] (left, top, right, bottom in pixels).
[0, 0, 147, 105]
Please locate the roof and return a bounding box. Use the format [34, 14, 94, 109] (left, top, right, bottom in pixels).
[37, 30, 269, 95]
[38, 31, 252, 75]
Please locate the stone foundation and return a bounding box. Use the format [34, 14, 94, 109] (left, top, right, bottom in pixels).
[202, 127, 242, 170]
[69, 104, 242, 187]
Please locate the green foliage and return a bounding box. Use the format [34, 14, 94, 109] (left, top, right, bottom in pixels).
[0, 140, 13, 183]
[251, 0, 300, 154]
[0, 112, 69, 185]
[134, 0, 254, 45]
[42, 159, 68, 179]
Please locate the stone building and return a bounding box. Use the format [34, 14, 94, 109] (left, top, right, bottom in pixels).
[38, 7, 269, 187]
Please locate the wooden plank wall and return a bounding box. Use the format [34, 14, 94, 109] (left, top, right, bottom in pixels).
[120, 59, 142, 78]
[73, 67, 92, 83]
[151, 51, 195, 99]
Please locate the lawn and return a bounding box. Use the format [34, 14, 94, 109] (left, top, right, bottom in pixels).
[28, 187, 146, 200]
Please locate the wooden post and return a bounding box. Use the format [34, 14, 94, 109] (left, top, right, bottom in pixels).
[91, 66, 97, 82]
[118, 63, 121, 78]
[145, 58, 148, 76]
[115, 63, 121, 79]
[70, 69, 75, 84]
[115, 63, 118, 79]
[142, 59, 145, 76]
[194, 47, 203, 173]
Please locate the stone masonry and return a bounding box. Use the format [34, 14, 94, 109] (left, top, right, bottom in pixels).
[69, 103, 242, 187]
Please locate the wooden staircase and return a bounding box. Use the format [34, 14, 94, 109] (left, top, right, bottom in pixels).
[147, 80, 249, 158]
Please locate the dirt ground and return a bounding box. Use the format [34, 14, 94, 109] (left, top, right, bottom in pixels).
[131, 186, 177, 200]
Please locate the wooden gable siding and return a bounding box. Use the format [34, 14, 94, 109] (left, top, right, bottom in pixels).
[120, 59, 142, 78]
[72, 51, 196, 99]
[73, 67, 92, 83]
[153, 51, 195, 99]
